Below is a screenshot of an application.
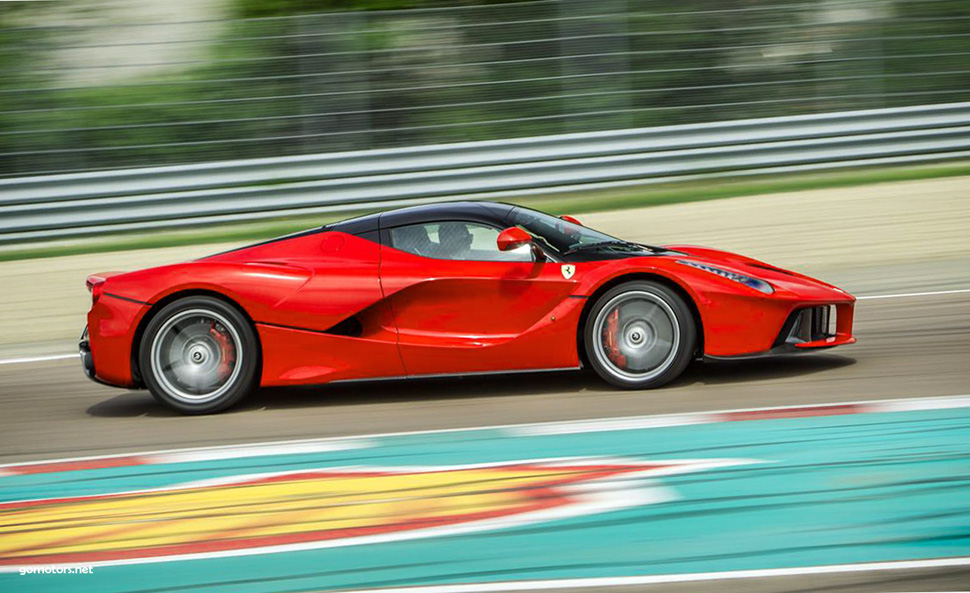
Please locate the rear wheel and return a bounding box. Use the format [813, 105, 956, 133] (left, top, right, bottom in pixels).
[584, 281, 696, 389]
[139, 296, 259, 414]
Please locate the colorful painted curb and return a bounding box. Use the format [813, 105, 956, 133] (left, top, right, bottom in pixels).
[1, 395, 969, 593]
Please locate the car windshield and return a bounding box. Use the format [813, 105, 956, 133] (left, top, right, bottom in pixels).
[509, 207, 637, 253]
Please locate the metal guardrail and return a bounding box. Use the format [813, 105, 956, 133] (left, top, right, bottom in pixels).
[1, 102, 969, 244]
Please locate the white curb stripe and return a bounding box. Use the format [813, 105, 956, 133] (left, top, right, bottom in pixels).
[506, 394, 970, 437]
[0, 439, 373, 475]
[869, 395, 970, 414]
[146, 440, 371, 464]
[506, 415, 711, 436]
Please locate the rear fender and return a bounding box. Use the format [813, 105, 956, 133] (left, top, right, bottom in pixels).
[106, 262, 312, 319]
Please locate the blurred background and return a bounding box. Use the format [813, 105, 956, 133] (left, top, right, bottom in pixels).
[2, 0, 969, 175]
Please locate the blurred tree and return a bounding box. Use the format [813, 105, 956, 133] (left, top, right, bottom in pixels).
[234, 0, 536, 18]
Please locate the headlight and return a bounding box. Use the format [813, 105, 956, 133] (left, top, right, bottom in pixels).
[677, 260, 774, 294]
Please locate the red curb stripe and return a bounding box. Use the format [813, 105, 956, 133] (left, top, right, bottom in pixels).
[718, 404, 867, 422]
[4, 456, 148, 475]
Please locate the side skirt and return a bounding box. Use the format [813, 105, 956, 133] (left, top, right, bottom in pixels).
[328, 366, 583, 385]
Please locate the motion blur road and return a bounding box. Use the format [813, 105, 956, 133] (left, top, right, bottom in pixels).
[1, 179, 969, 593]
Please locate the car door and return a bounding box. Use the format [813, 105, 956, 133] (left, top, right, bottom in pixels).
[379, 220, 580, 376]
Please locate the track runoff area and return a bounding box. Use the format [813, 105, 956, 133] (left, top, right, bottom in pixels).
[0, 289, 968, 593]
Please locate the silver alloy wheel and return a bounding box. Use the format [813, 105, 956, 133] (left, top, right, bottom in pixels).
[591, 290, 680, 382]
[150, 309, 243, 404]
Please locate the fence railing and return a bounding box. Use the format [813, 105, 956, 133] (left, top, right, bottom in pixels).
[0, 101, 967, 245]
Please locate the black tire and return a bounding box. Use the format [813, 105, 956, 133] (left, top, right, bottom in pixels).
[583, 280, 696, 389]
[138, 296, 259, 414]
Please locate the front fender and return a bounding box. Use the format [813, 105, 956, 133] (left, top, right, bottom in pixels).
[575, 259, 706, 308]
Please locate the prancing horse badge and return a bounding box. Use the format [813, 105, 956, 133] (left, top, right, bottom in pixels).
[561, 264, 576, 280]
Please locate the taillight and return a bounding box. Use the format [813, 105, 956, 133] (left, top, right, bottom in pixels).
[85, 272, 126, 305]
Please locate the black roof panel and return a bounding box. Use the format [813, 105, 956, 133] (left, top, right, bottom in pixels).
[327, 211, 381, 235]
[328, 201, 514, 235]
[380, 201, 513, 228]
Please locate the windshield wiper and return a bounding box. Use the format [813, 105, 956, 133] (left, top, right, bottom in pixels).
[564, 240, 645, 255]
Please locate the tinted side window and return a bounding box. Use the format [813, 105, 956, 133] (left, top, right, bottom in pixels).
[388, 221, 532, 262]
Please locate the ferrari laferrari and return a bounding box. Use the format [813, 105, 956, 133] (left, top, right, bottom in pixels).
[81, 202, 856, 414]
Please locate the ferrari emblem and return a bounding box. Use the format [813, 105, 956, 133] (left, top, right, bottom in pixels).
[561, 264, 576, 279]
[0, 457, 750, 567]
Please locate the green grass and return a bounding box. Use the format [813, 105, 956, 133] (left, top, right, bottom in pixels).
[2, 159, 968, 263]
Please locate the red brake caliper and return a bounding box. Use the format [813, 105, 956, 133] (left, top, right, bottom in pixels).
[604, 308, 627, 367]
[210, 322, 235, 380]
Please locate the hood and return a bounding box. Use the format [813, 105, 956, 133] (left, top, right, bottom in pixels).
[663, 244, 853, 300]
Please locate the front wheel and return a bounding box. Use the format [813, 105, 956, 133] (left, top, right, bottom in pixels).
[584, 281, 696, 389]
[139, 296, 259, 414]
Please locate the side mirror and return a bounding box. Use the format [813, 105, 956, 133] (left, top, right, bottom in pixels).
[497, 226, 533, 251]
[560, 214, 582, 226]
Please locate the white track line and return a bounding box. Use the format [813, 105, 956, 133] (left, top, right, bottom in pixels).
[335, 557, 970, 593]
[857, 288, 970, 300]
[0, 353, 77, 365]
[0, 289, 965, 367]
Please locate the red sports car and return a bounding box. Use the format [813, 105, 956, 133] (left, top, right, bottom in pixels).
[81, 202, 856, 414]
